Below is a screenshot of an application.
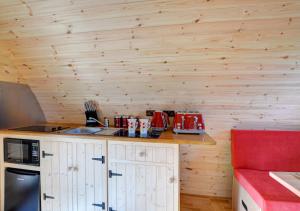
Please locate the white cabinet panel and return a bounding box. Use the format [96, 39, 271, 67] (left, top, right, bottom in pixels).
[233, 178, 261, 211]
[40, 141, 57, 211]
[40, 139, 107, 211]
[108, 141, 179, 211]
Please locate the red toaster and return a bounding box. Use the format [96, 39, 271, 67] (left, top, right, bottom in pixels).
[173, 111, 205, 134]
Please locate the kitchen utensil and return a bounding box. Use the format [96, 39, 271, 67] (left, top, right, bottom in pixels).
[84, 100, 98, 112]
[84, 100, 100, 127]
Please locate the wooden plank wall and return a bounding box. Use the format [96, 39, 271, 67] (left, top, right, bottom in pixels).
[0, 0, 300, 197]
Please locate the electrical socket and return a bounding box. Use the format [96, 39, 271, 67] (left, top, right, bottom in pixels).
[163, 110, 175, 117]
[146, 110, 175, 117]
[146, 110, 155, 116]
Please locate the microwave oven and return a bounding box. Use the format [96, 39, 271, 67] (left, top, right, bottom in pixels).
[4, 138, 40, 166]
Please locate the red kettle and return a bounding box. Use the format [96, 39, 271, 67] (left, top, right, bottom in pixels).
[151, 111, 169, 131]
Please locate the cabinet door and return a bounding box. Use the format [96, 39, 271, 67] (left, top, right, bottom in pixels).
[41, 140, 107, 211]
[40, 141, 73, 211]
[108, 141, 179, 211]
[73, 142, 107, 211]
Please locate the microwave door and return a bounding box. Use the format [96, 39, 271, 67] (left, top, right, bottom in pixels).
[6, 141, 24, 163]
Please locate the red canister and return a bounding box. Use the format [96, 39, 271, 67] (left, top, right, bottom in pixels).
[114, 115, 122, 128]
[122, 115, 129, 128]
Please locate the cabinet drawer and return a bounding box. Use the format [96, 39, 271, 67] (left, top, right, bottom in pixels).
[108, 141, 178, 164]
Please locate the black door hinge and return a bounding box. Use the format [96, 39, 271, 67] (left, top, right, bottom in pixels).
[92, 202, 105, 210]
[92, 156, 105, 164]
[109, 207, 116, 211]
[109, 170, 122, 178]
[42, 151, 54, 158]
[43, 193, 55, 200]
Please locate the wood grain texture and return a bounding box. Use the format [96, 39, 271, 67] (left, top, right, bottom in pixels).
[0, 0, 300, 197]
[0, 128, 216, 145]
[181, 194, 232, 211]
[269, 172, 300, 197]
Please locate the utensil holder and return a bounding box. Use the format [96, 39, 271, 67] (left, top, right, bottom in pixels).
[85, 111, 100, 127]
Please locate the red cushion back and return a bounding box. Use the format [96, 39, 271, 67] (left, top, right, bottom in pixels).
[231, 130, 300, 171]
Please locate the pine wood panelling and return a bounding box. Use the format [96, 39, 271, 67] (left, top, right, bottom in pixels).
[181, 194, 232, 211]
[1, 0, 300, 197]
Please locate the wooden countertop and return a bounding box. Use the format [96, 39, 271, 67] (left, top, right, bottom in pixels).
[0, 125, 216, 145]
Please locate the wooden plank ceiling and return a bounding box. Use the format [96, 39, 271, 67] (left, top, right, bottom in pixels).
[0, 0, 300, 197]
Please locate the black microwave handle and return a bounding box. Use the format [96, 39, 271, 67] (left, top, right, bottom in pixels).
[6, 168, 39, 176]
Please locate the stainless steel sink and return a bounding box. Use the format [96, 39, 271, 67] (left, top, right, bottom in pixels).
[60, 127, 121, 136]
[61, 127, 103, 135]
[94, 128, 121, 136]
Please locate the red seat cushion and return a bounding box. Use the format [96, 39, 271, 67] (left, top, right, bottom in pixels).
[231, 130, 300, 171]
[235, 169, 300, 211]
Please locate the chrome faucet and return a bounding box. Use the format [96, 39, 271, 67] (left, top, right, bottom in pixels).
[88, 117, 105, 127]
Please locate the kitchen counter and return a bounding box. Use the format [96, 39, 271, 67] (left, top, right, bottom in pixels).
[0, 124, 216, 145]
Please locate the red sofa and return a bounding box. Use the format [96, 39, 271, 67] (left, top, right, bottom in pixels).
[231, 130, 300, 211]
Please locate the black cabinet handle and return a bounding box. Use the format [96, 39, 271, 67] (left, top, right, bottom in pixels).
[241, 200, 248, 211]
[43, 193, 55, 200]
[109, 207, 116, 211]
[109, 170, 122, 178]
[92, 202, 105, 210]
[42, 151, 53, 158]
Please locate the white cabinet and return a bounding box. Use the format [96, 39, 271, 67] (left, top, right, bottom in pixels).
[1, 136, 180, 211]
[40, 139, 107, 211]
[233, 178, 262, 211]
[108, 141, 179, 211]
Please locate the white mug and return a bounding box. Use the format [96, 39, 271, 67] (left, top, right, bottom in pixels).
[139, 118, 150, 137]
[128, 118, 138, 136]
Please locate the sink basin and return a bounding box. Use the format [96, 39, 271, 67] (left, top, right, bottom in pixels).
[61, 127, 103, 135]
[94, 128, 121, 136]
